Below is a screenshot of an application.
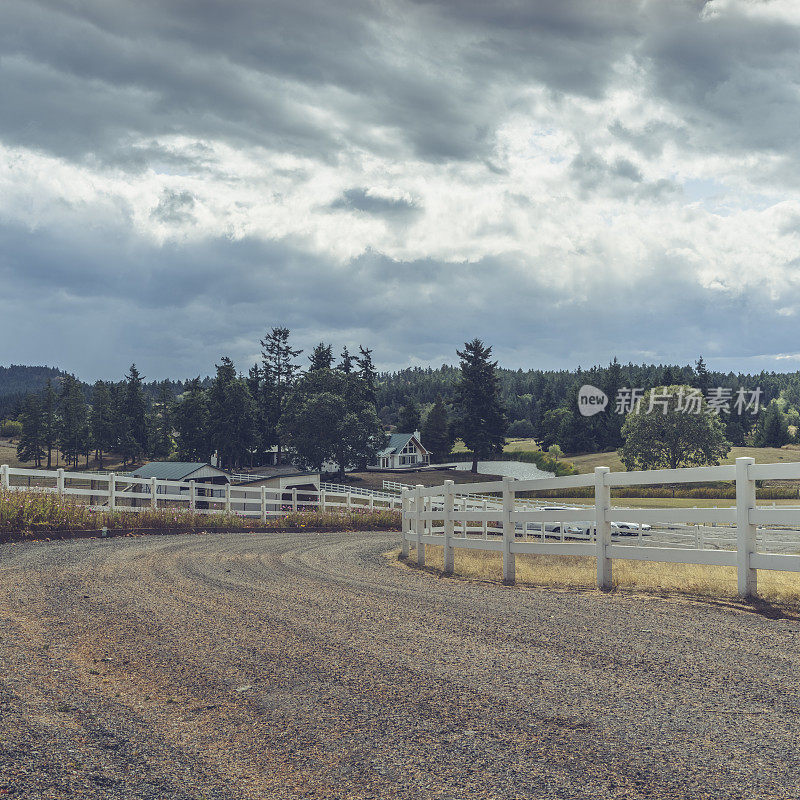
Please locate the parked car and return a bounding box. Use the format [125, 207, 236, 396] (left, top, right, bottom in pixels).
[582, 521, 652, 537]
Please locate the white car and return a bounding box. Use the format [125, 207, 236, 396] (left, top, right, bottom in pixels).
[581, 521, 652, 537]
[612, 521, 652, 534]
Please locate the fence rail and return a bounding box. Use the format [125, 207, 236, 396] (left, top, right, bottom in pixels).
[0, 465, 402, 519]
[399, 458, 800, 599]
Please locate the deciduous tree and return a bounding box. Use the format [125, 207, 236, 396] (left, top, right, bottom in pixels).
[619, 386, 730, 470]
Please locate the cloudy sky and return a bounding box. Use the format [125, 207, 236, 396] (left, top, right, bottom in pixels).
[2, 0, 800, 380]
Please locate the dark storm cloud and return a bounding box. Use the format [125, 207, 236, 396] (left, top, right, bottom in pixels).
[2, 215, 799, 380]
[636, 2, 800, 159]
[3, 0, 800, 377]
[0, 0, 645, 167]
[3, 0, 799, 168]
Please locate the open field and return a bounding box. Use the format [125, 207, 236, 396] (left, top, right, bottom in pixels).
[1, 531, 799, 799]
[568, 445, 800, 474]
[452, 437, 540, 454]
[543, 495, 800, 508]
[412, 544, 800, 606]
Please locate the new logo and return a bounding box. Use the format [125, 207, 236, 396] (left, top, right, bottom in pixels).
[577, 384, 608, 417]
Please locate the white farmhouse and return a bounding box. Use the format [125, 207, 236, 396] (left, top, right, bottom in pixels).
[371, 431, 430, 470]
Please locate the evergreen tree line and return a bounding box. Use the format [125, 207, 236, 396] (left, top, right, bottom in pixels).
[12, 333, 507, 475]
[12, 343, 800, 472]
[379, 356, 800, 454]
[16, 365, 172, 469]
[13, 331, 389, 473]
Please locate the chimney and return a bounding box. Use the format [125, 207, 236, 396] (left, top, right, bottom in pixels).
[413, 430, 421, 442]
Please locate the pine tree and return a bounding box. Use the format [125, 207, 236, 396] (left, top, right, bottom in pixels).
[149, 382, 174, 459]
[123, 364, 149, 462]
[58, 375, 89, 468]
[398, 399, 421, 433]
[308, 342, 333, 371]
[356, 346, 377, 404]
[338, 346, 354, 374]
[454, 339, 507, 472]
[207, 358, 257, 470]
[90, 381, 115, 469]
[17, 393, 45, 467]
[754, 401, 790, 447]
[695, 356, 711, 395]
[245, 364, 265, 466]
[174, 378, 211, 461]
[42, 379, 57, 469]
[261, 327, 303, 463]
[599, 357, 624, 449]
[420, 395, 453, 463]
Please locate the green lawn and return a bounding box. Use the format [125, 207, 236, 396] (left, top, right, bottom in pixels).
[452, 437, 540, 455]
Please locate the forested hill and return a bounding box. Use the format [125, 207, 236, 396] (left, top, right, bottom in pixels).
[0, 365, 70, 419]
[0, 365, 192, 420]
[0, 365, 69, 397]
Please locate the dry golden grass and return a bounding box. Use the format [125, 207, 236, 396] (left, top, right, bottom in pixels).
[410, 545, 800, 605]
[568, 445, 800, 474]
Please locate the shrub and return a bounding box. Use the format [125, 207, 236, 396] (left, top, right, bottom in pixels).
[0, 419, 22, 438]
[507, 419, 536, 438]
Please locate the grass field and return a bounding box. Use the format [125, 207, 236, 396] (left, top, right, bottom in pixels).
[0, 438, 140, 472]
[542, 496, 800, 508]
[411, 545, 800, 605]
[450, 438, 800, 473]
[568, 445, 800, 474]
[452, 437, 540, 454]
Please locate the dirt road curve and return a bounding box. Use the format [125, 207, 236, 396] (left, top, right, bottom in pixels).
[1, 532, 799, 800]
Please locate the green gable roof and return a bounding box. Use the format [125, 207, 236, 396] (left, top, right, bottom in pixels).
[378, 433, 415, 457]
[130, 462, 223, 481]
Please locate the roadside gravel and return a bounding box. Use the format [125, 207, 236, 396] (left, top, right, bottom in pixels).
[0, 531, 799, 799]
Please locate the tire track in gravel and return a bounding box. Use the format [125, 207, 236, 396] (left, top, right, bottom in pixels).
[1, 531, 800, 799]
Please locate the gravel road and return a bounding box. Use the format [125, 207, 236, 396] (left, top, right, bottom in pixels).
[1, 531, 799, 799]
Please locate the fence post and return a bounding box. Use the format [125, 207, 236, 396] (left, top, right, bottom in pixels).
[57, 468, 65, 496]
[319, 488, 326, 513]
[502, 476, 515, 584]
[415, 484, 425, 566]
[736, 456, 757, 598]
[108, 472, 116, 511]
[189, 480, 196, 512]
[443, 480, 455, 574]
[260, 486, 267, 523]
[401, 489, 410, 558]
[346, 491, 352, 511]
[225, 483, 231, 513]
[150, 477, 158, 510]
[595, 466, 611, 590]
[291, 487, 298, 512]
[482, 499, 488, 539]
[0, 464, 8, 490]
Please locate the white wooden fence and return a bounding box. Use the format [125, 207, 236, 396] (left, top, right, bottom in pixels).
[0, 464, 402, 519]
[400, 458, 800, 599]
